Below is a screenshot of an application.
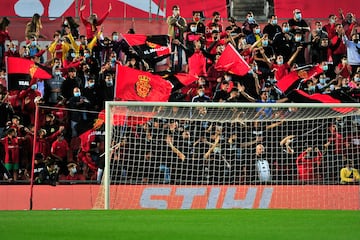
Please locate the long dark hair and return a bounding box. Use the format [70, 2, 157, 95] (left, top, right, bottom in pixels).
[0, 17, 10, 31]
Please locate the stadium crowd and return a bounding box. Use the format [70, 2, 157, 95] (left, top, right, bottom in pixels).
[0, 4, 360, 184]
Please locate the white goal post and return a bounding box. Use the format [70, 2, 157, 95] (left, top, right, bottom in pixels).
[102, 102, 360, 210]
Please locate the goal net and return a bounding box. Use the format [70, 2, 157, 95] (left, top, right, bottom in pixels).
[95, 102, 360, 210]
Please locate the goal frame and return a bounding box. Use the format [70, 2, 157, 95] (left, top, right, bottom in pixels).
[104, 101, 360, 210]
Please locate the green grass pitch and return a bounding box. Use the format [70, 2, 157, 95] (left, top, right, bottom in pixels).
[1, 209, 359, 240]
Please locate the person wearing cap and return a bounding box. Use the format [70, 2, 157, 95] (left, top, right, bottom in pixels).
[288, 9, 310, 37]
[43, 113, 59, 137]
[33, 152, 45, 184]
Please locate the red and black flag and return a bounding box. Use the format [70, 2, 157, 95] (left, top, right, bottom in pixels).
[121, 34, 171, 62]
[287, 89, 357, 114]
[215, 43, 251, 76]
[115, 65, 173, 102]
[158, 72, 198, 91]
[277, 65, 323, 95]
[6, 57, 52, 91]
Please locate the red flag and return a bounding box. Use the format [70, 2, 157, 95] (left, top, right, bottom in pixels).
[7, 57, 52, 79]
[121, 34, 171, 61]
[6, 57, 52, 90]
[288, 89, 356, 114]
[277, 65, 323, 95]
[115, 65, 173, 101]
[215, 44, 250, 76]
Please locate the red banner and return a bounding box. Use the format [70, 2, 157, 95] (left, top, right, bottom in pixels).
[1, 185, 359, 210]
[0, 0, 227, 19]
[274, 0, 360, 19]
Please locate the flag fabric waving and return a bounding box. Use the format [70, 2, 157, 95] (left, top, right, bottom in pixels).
[215, 43, 251, 76]
[277, 65, 323, 95]
[115, 65, 173, 101]
[6, 57, 52, 90]
[287, 89, 357, 114]
[121, 34, 171, 62]
[158, 72, 198, 91]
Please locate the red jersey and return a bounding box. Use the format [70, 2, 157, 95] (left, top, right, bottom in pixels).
[296, 150, 322, 181]
[80, 10, 110, 40]
[51, 139, 69, 159]
[0, 136, 20, 164]
[272, 63, 290, 80]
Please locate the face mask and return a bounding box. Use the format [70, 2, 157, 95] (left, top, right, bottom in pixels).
[309, 85, 316, 91]
[262, 40, 268, 47]
[255, 28, 261, 34]
[295, 13, 302, 20]
[354, 39, 359, 44]
[112, 35, 119, 41]
[317, 27, 322, 32]
[330, 19, 335, 24]
[354, 77, 360, 82]
[342, 60, 348, 65]
[253, 66, 258, 72]
[190, 26, 197, 32]
[71, 167, 77, 174]
[106, 81, 113, 87]
[272, 19, 278, 25]
[248, 16, 254, 22]
[322, 65, 328, 71]
[241, 39, 247, 45]
[319, 78, 326, 84]
[199, 91, 204, 97]
[173, 10, 179, 15]
[277, 60, 283, 65]
[11, 47, 16, 52]
[74, 92, 81, 97]
[64, 20, 68, 25]
[55, 71, 61, 76]
[31, 41, 37, 46]
[283, 27, 289, 33]
[89, 82, 95, 87]
[84, 53, 90, 58]
[31, 84, 37, 90]
[70, 53, 76, 58]
[295, 36, 302, 42]
[194, 17, 200, 22]
[224, 76, 232, 81]
[213, 147, 221, 154]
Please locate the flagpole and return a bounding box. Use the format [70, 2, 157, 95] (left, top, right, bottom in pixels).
[29, 100, 40, 210]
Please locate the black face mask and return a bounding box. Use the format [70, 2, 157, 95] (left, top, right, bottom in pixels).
[354, 39, 359, 44]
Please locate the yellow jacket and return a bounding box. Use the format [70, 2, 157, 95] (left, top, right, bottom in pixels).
[340, 167, 360, 184]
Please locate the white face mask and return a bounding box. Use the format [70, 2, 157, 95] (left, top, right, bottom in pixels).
[190, 26, 197, 32]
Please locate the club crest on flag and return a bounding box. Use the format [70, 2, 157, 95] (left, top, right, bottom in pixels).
[135, 75, 152, 98]
[29, 64, 38, 79]
[297, 70, 308, 79]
